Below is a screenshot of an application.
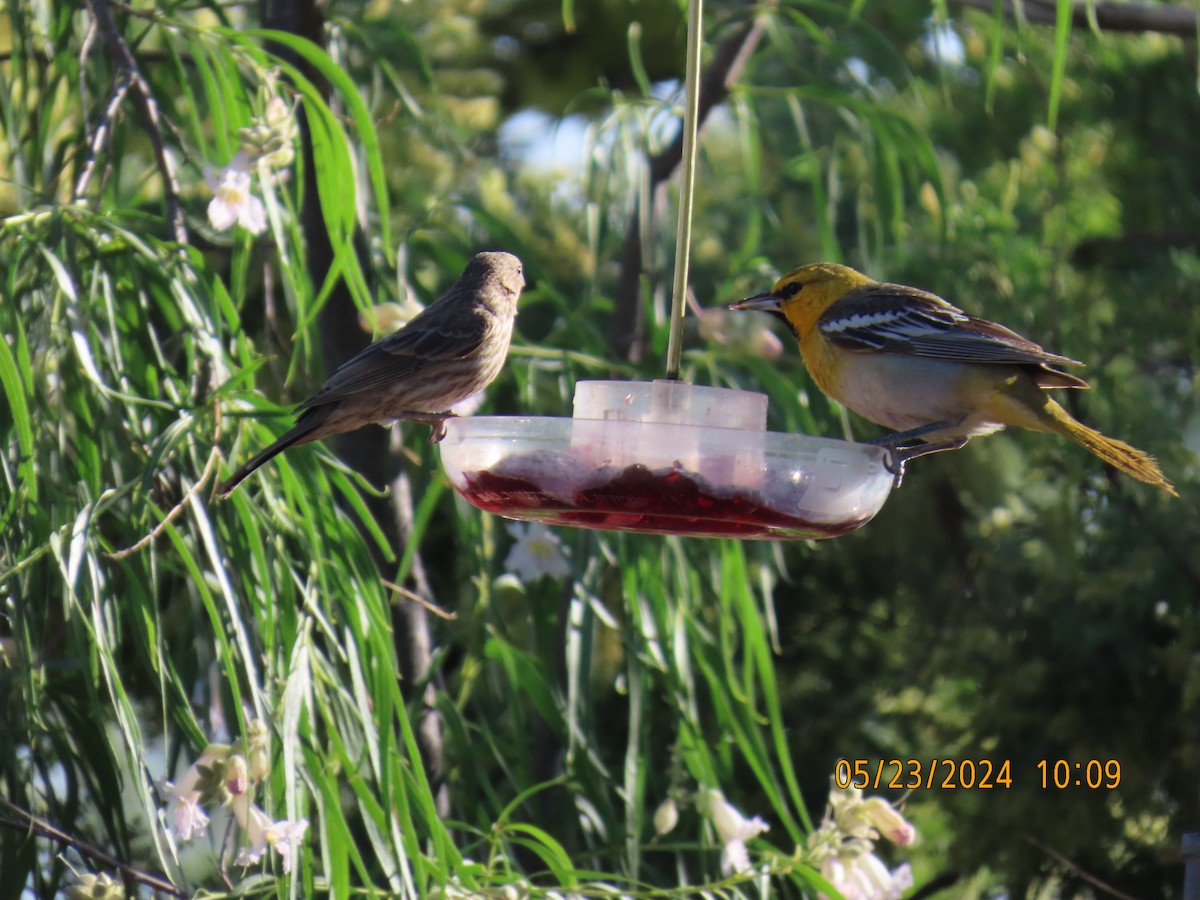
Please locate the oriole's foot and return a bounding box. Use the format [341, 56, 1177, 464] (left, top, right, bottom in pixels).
[871, 421, 970, 489]
[867, 418, 965, 447]
[882, 448, 907, 490]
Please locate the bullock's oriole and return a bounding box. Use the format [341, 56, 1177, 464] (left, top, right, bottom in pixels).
[731, 263, 1176, 496]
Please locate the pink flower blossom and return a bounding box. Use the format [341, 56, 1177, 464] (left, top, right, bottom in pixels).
[699, 789, 770, 875]
[206, 152, 266, 235]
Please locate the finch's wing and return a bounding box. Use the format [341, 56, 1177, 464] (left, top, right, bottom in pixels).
[299, 301, 489, 409]
[817, 282, 1084, 370]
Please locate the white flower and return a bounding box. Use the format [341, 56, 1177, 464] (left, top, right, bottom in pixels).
[820, 852, 912, 900]
[171, 792, 209, 842]
[891, 863, 913, 894]
[163, 744, 227, 841]
[828, 785, 862, 820]
[861, 797, 915, 847]
[810, 781, 916, 900]
[698, 789, 769, 875]
[504, 522, 571, 581]
[653, 798, 679, 836]
[267, 817, 309, 873]
[830, 787, 916, 847]
[206, 152, 266, 235]
[234, 797, 308, 874]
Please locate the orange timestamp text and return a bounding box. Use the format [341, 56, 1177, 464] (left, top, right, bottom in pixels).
[834, 758, 1013, 790]
[835, 758, 1123, 790]
[1036, 759, 1121, 789]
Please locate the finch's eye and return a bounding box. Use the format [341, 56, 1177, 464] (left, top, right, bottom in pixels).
[781, 281, 802, 298]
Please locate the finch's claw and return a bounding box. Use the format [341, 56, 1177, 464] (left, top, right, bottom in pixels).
[428, 414, 453, 443]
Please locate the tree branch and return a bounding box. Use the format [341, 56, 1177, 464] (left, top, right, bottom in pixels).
[1025, 835, 1141, 900]
[390, 463, 450, 818]
[951, 0, 1200, 37]
[74, 74, 132, 203]
[82, 0, 187, 245]
[0, 799, 185, 897]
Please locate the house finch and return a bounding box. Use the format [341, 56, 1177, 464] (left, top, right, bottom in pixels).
[730, 262, 1176, 495]
[219, 250, 525, 497]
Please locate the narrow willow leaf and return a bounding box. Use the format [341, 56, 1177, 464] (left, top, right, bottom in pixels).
[627, 23, 652, 99]
[0, 319, 36, 500]
[37, 245, 78, 301]
[187, 492, 265, 719]
[1048, 0, 1072, 129]
[230, 28, 393, 253]
[508, 824, 578, 886]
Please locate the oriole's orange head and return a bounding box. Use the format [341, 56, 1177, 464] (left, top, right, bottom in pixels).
[730, 263, 874, 339]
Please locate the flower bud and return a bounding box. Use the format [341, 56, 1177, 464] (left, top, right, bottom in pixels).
[861, 797, 916, 846]
[245, 718, 270, 783]
[64, 872, 125, 900]
[224, 754, 249, 797]
[653, 798, 679, 836]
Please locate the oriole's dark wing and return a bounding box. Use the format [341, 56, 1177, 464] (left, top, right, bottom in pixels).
[298, 300, 489, 410]
[817, 282, 1084, 370]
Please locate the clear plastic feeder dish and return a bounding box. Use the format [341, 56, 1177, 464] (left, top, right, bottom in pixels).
[438, 381, 894, 540]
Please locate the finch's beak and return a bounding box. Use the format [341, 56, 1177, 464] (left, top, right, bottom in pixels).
[728, 292, 781, 312]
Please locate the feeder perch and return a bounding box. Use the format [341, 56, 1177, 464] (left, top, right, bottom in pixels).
[438, 380, 894, 540]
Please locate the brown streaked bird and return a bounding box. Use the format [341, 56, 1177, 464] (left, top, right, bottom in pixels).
[730, 262, 1176, 496]
[219, 251, 525, 497]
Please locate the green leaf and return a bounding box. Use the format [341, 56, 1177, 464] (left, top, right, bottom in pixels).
[0, 318, 36, 501]
[228, 28, 393, 253]
[1048, 0, 1073, 130]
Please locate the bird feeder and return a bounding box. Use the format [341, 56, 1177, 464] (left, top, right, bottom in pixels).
[439, 380, 894, 540]
[437, 0, 895, 538]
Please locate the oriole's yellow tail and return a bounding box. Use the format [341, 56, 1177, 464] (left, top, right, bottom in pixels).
[1043, 400, 1177, 497]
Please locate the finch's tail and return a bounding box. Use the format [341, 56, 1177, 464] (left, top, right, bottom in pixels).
[1042, 400, 1177, 497]
[218, 415, 322, 498]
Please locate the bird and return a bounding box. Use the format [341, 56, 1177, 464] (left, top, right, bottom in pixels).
[730, 262, 1177, 496]
[219, 250, 525, 497]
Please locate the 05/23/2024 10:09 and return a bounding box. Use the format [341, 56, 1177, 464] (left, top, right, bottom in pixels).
[834, 758, 1122, 791]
